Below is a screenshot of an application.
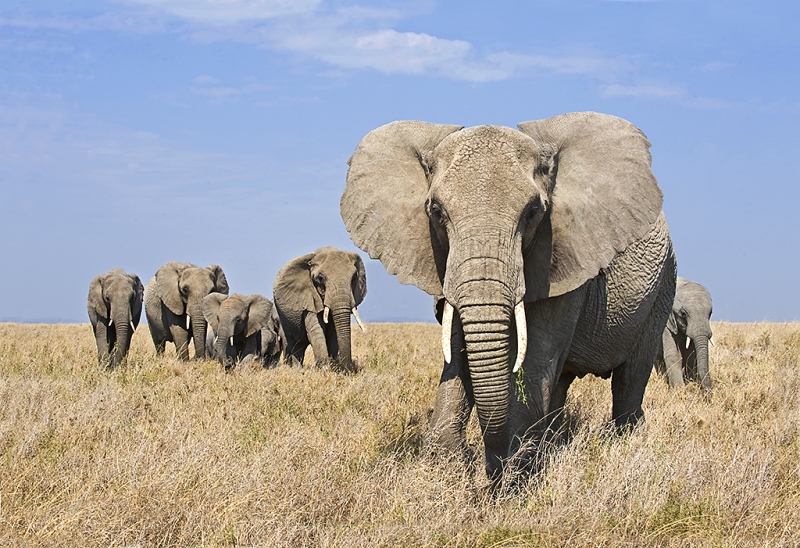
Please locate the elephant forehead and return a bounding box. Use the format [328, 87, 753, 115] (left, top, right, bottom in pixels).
[182, 268, 214, 288]
[105, 275, 136, 295]
[312, 251, 356, 274]
[220, 296, 246, 312]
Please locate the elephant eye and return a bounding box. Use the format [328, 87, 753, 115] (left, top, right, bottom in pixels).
[180, 285, 189, 295]
[426, 198, 448, 226]
[521, 198, 544, 229]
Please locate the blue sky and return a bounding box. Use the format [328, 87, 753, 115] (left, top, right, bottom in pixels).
[1, 0, 798, 323]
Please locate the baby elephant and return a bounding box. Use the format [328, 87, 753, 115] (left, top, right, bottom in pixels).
[202, 293, 283, 369]
[655, 277, 713, 391]
[87, 268, 144, 369]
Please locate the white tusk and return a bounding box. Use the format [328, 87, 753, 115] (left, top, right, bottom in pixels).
[186, 315, 191, 329]
[230, 337, 234, 346]
[108, 318, 113, 326]
[130, 320, 136, 332]
[352, 308, 366, 332]
[323, 306, 330, 324]
[512, 302, 527, 373]
[686, 336, 691, 349]
[441, 301, 454, 364]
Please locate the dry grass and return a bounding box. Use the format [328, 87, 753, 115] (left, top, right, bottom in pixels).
[0, 321, 798, 547]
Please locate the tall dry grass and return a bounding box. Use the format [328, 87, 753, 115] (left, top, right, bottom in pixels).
[0, 321, 798, 547]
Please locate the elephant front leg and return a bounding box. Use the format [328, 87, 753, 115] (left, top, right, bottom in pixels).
[663, 331, 685, 388]
[169, 320, 191, 360]
[94, 321, 110, 364]
[428, 315, 474, 462]
[305, 312, 331, 368]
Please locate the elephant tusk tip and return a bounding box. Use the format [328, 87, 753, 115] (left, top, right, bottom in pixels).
[441, 301, 454, 365]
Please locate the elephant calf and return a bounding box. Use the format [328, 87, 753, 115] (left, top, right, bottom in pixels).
[144, 262, 229, 360]
[202, 293, 284, 369]
[88, 268, 144, 369]
[655, 277, 713, 391]
[273, 246, 367, 372]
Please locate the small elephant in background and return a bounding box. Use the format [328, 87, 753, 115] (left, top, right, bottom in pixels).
[144, 262, 229, 360]
[273, 246, 367, 372]
[88, 268, 144, 369]
[656, 277, 713, 391]
[202, 292, 284, 369]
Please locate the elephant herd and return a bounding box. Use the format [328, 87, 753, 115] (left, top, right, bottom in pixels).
[88, 111, 715, 482]
[88, 247, 367, 372]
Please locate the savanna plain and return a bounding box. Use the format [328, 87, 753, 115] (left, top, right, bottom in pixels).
[1, 321, 799, 547]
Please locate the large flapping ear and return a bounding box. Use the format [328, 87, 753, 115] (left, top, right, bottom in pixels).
[350, 252, 367, 306]
[129, 273, 144, 329]
[518, 112, 663, 299]
[155, 262, 193, 316]
[202, 292, 227, 332]
[88, 274, 108, 319]
[245, 294, 273, 338]
[273, 252, 323, 314]
[206, 265, 229, 295]
[341, 121, 463, 296]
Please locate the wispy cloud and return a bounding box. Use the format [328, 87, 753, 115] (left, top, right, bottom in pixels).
[600, 82, 734, 108]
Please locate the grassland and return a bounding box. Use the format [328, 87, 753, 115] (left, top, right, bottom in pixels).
[0, 321, 798, 547]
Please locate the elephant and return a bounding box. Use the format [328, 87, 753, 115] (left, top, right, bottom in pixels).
[144, 262, 229, 360]
[202, 292, 284, 369]
[272, 246, 367, 372]
[655, 277, 713, 391]
[341, 112, 677, 480]
[87, 268, 144, 369]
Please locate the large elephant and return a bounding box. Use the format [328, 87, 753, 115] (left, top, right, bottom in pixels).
[655, 277, 713, 391]
[341, 112, 677, 479]
[202, 292, 283, 369]
[87, 268, 144, 369]
[272, 246, 367, 372]
[144, 262, 229, 360]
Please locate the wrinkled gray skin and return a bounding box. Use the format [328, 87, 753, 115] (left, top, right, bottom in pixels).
[88, 268, 144, 369]
[203, 293, 284, 369]
[144, 262, 229, 360]
[273, 246, 367, 372]
[655, 277, 713, 391]
[342, 113, 677, 480]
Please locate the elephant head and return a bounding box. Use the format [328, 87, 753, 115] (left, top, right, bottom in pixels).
[202, 292, 275, 368]
[667, 277, 713, 390]
[153, 262, 229, 359]
[273, 246, 367, 371]
[88, 268, 144, 368]
[342, 113, 662, 474]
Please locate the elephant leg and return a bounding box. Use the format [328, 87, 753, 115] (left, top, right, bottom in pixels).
[305, 312, 330, 368]
[663, 331, 685, 388]
[169, 322, 191, 361]
[683, 340, 698, 381]
[547, 372, 576, 436]
[94, 321, 110, 364]
[428, 314, 473, 460]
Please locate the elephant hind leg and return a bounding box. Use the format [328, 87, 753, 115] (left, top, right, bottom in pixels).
[548, 372, 576, 437]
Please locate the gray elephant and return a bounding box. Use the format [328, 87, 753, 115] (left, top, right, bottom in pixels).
[272, 246, 367, 372]
[655, 277, 713, 391]
[341, 112, 677, 480]
[144, 262, 229, 360]
[202, 292, 284, 369]
[87, 268, 144, 369]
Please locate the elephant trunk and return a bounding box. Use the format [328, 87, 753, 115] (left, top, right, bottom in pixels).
[214, 323, 234, 367]
[456, 284, 514, 480]
[331, 306, 354, 372]
[110, 305, 132, 369]
[693, 335, 711, 391]
[188, 302, 208, 359]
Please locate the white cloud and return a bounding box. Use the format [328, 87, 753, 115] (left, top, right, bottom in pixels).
[126, 0, 322, 24]
[601, 82, 686, 98]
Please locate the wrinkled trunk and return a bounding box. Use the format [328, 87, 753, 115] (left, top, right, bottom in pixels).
[188, 302, 207, 359]
[450, 280, 513, 478]
[110, 306, 132, 369]
[331, 307, 354, 372]
[693, 335, 711, 391]
[214, 323, 235, 367]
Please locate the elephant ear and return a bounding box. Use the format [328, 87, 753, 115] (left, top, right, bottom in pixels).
[206, 264, 229, 295]
[350, 252, 367, 306]
[129, 273, 144, 329]
[155, 262, 192, 316]
[88, 274, 108, 320]
[202, 292, 227, 332]
[341, 121, 463, 296]
[244, 294, 273, 338]
[518, 112, 663, 299]
[274, 253, 323, 314]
